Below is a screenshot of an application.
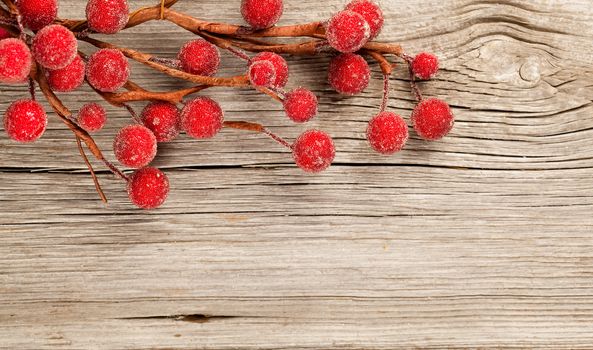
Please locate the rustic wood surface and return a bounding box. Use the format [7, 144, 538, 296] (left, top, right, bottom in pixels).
[2, 0, 593, 348]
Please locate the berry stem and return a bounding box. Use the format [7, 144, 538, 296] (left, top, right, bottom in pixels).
[223, 121, 292, 149]
[148, 56, 181, 69]
[380, 74, 389, 112]
[367, 51, 393, 112]
[123, 103, 142, 124]
[402, 53, 423, 102]
[76, 136, 108, 203]
[28, 77, 35, 100]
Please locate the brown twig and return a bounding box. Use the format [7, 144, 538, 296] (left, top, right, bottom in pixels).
[76, 136, 108, 203]
[223, 121, 292, 149]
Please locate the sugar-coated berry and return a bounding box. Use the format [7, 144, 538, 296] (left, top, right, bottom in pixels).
[283, 87, 318, 123]
[250, 52, 288, 88]
[0, 38, 32, 84]
[180, 97, 223, 139]
[0, 27, 11, 40]
[178, 39, 220, 76]
[241, 0, 283, 30]
[366, 112, 408, 154]
[292, 129, 335, 173]
[86, 0, 129, 34]
[31, 25, 77, 70]
[326, 10, 370, 53]
[328, 53, 370, 95]
[344, 0, 383, 40]
[412, 52, 439, 80]
[248, 60, 276, 87]
[411, 98, 454, 140]
[77, 103, 106, 133]
[127, 167, 169, 209]
[17, 0, 58, 31]
[86, 48, 130, 92]
[113, 124, 157, 168]
[3, 99, 47, 143]
[140, 101, 180, 142]
[47, 55, 85, 92]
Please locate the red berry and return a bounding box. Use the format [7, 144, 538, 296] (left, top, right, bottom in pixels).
[412, 52, 439, 80]
[86, 48, 130, 92]
[86, 0, 129, 34]
[178, 39, 220, 76]
[113, 124, 157, 168]
[0, 38, 32, 84]
[3, 99, 47, 143]
[328, 53, 370, 95]
[241, 0, 283, 30]
[181, 97, 223, 139]
[250, 52, 288, 88]
[344, 0, 383, 40]
[47, 55, 85, 92]
[283, 87, 318, 123]
[140, 101, 180, 142]
[127, 167, 169, 209]
[17, 0, 58, 31]
[77, 103, 106, 133]
[31, 25, 77, 70]
[366, 112, 408, 154]
[292, 129, 335, 173]
[326, 10, 370, 53]
[248, 60, 276, 87]
[411, 98, 454, 140]
[0, 27, 11, 40]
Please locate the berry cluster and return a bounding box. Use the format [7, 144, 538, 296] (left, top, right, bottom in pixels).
[0, 0, 454, 210]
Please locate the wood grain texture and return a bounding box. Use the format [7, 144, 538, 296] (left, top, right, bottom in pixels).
[2, 0, 593, 348]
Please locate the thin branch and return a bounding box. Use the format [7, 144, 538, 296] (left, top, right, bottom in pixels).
[223, 121, 292, 149]
[76, 136, 108, 203]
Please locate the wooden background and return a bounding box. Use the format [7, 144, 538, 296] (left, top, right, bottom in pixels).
[2, 0, 593, 348]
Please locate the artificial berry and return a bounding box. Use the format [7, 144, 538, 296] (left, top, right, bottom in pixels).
[248, 60, 276, 87]
[178, 39, 220, 76]
[86, 0, 129, 34]
[47, 55, 85, 92]
[366, 111, 408, 154]
[344, 0, 383, 40]
[0, 27, 12, 40]
[127, 167, 169, 209]
[3, 99, 47, 143]
[0, 38, 32, 84]
[283, 87, 318, 123]
[411, 98, 454, 140]
[77, 103, 106, 133]
[328, 53, 370, 95]
[292, 129, 335, 173]
[241, 0, 283, 30]
[180, 97, 223, 139]
[86, 48, 130, 92]
[31, 25, 77, 70]
[140, 101, 181, 142]
[250, 52, 288, 88]
[113, 124, 157, 168]
[17, 0, 58, 31]
[412, 52, 439, 80]
[326, 10, 370, 53]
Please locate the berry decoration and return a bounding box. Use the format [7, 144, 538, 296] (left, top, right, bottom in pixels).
[412, 52, 439, 80]
[140, 101, 181, 142]
[113, 124, 157, 168]
[3, 99, 47, 143]
[181, 97, 224, 139]
[344, 0, 384, 40]
[366, 112, 408, 154]
[127, 167, 170, 209]
[77, 103, 107, 133]
[16, 0, 58, 32]
[178, 39, 220, 76]
[248, 60, 276, 87]
[0, 38, 32, 84]
[411, 98, 454, 141]
[250, 52, 288, 88]
[326, 10, 370, 53]
[86, 0, 130, 34]
[47, 55, 86, 92]
[292, 130, 335, 173]
[328, 53, 370, 95]
[86, 48, 130, 92]
[283, 87, 318, 123]
[31, 25, 78, 70]
[241, 0, 283, 30]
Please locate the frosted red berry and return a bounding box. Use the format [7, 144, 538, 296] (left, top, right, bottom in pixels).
[248, 60, 276, 87]
[127, 167, 170, 209]
[178, 39, 220, 76]
[77, 103, 106, 133]
[326, 10, 370, 53]
[181, 97, 223, 139]
[47, 55, 85, 92]
[328, 53, 370, 95]
[0, 38, 32, 84]
[411, 98, 454, 140]
[31, 25, 77, 70]
[3, 99, 47, 143]
[283, 87, 318, 123]
[344, 0, 383, 40]
[292, 130, 335, 173]
[17, 0, 58, 31]
[0, 27, 11, 40]
[250, 52, 288, 88]
[366, 112, 408, 154]
[113, 124, 157, 168]
[86, 48, 130, 92]
[241, 0, 283, 30]
[140, 101, 181, 142]
[86, 0, 129, 34]
[412, 52, 439, 80]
